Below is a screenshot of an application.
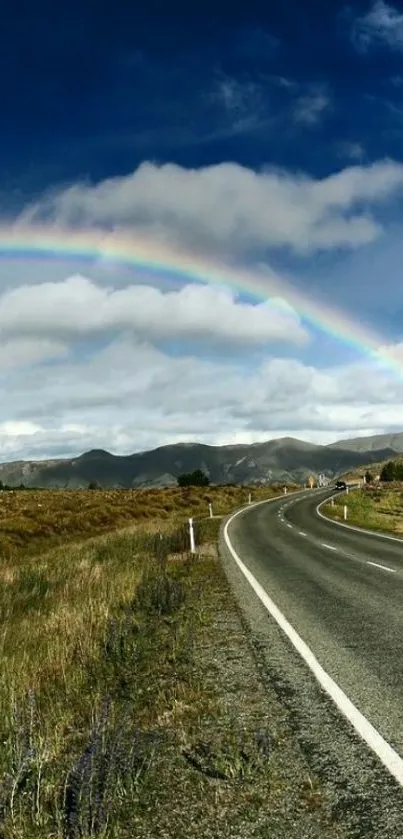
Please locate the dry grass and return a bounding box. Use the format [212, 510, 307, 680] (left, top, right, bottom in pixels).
[322, 485, 403, 534]
[0, 483, 299, 837]
[0, 522, 206, 837]
[0, 484, 296, 561]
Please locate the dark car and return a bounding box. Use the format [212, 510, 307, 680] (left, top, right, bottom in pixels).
[335, 480, 347, 490]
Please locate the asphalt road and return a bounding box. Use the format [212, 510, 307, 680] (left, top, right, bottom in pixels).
[220, 488, 403, 836]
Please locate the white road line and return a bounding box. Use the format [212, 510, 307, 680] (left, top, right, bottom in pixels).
[299, 531, 307, 537]
[286, 523, 293, 529]
[223, 503, 403, 788]
[321, 543, 337, 551]
[367, 561, 396, 574]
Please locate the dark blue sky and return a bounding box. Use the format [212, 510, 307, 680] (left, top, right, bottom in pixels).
[2, 0, 403, 200]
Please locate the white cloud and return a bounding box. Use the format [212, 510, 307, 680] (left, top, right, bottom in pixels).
[0, 338, 67, 369]
[3, 153, 403, 462]
[212, 75, 261, 116]
[338, 141, 365, 161]
[292, 91, 330, 126]
[352, 1, 403, 51]
[17, 158, 403, 256]
[205, 74, 268, 139]
[272, 76, 297, 91]
[0, 274, 308, 346]
[2, 333, 403, 461]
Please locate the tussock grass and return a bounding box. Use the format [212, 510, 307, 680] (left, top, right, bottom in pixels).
[0, 484, 295, 560]
[322, 485, 403, 534]
[0, 526, 195, 837]
[0, 484, 297, 837]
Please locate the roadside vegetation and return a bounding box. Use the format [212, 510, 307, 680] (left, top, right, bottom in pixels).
[0, 517, 210, 837]
[1, 481, 319, 838]
[0, 483, 295, 561]
[322, 484, 403, 535]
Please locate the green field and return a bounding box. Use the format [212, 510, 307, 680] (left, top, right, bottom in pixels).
[321, 485, 403, 535]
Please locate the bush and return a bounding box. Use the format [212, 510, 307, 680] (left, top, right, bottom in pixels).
[177, 470, 210, 487]
[380, 460, 403, 482]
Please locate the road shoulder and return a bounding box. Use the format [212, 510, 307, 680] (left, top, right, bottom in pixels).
[319, 487, 403, 541]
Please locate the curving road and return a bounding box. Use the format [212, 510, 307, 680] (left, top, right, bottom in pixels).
[222, 488, 403, 820]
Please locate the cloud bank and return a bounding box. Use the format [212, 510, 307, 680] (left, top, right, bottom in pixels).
[1, 154, 403, 460]
[18, 158, 403, 256]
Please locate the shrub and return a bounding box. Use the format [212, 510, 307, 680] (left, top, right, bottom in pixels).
[177, 470, 210, 487]
[380, 460, 403, 481]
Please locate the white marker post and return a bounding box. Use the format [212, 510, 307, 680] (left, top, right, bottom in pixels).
[284, 486, 287, 495]
[343, 505, 347, 521]
[188, 517, 196, 554]
[208, 502, 213, 518]
[331, 498, 334, 507]
[346, 485, 349, 494]
[248, 492, 252, 504]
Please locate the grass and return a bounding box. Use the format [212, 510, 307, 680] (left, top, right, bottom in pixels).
[321, 484, 403, 535]
[0, 526, 204, 837]
[0, 483, 297, 561]
[0, 483, 301, 838]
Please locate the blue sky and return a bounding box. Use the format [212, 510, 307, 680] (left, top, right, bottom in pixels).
[1, 0, 403, 458]
[0, 0, 402, 191]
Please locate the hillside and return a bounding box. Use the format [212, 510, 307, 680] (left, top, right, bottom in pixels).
[327, 431, 403, 454]
[1, 430, 403, 488]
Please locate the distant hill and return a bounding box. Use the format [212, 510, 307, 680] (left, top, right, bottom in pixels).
[1, 430, 403, 488]
[327, 431, 403, 454]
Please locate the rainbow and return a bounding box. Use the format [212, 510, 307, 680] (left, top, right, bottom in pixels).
[0, 224, 397, 374]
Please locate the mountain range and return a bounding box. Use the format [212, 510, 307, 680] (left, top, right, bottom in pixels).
[1, 431, 403, 488]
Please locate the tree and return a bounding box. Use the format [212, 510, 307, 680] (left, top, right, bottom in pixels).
[380, 461, 396, 482]
[177, 469, 210, 487]
[88, 480, 99, 490]
[394, 460, 403, 481]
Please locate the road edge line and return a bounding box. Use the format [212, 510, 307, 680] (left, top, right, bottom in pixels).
[223, 502, 403, 788]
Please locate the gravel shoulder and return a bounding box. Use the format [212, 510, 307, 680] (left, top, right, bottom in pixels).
[130, 539, 350, 838]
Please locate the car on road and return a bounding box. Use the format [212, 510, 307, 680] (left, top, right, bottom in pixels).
[335, 480, 347, 490]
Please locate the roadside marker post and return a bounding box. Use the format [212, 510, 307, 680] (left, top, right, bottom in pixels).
[284, 486, 287, 495]
[188, 517, 196, 553]
[208, 503, 213, 518]
[344, 505, 347, 521]
[248, 493, 252, 504]
[331, 498, 334, 507]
